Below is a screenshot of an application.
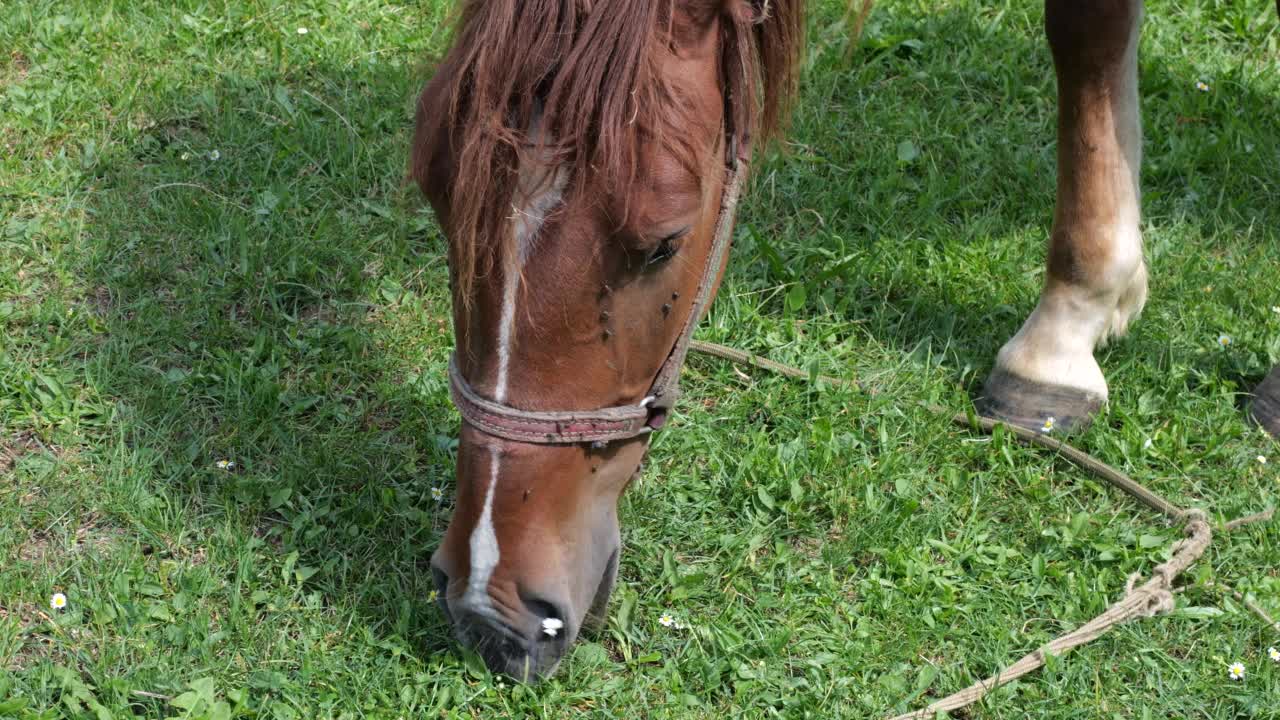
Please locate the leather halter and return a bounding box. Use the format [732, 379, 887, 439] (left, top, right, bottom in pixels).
[448, 137, 746, 446]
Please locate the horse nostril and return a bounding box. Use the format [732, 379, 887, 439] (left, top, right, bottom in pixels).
[519, 594, 568, 641]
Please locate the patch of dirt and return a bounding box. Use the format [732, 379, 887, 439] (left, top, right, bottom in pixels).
[787, 522, 844, 561]
[14, 513, 124, 565]
[0, 432, 39, 475]
[0, 601, 40, 631]
[297, 302, 337, 325]
[132, 112, 207, 149]
[84, 285, 113, 316]
[1, 50, 30, 88]
[253, 519, 284, 551]
[0, 606, 95, 672]
[153, 113, 206, 140]
[0, 599, 59, 672]
[363, 405, 398, 431]
[787, 535, 824, 560]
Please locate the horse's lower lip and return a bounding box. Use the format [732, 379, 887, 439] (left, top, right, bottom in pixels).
[434, 538, 622, 681]
[459, 616, 566, 682]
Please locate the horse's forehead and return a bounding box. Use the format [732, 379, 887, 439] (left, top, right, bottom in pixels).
[605, 95, 724, 233]
[620, 152, 706, 231]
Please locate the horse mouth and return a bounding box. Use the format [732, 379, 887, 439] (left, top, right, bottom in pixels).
[432, 545, 621, 681]
[508, 546, 618, 680]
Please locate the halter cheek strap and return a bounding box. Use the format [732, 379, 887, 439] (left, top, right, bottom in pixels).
[447, 147, 747, 446]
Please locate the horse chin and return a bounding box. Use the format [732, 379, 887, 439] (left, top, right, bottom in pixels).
[493, 645, 566, 684]
[583, 546, 620, 630]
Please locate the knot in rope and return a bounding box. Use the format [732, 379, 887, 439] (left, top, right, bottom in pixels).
[1181, 507, 1209, 524]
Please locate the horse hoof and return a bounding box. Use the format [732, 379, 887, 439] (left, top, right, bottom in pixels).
[976, 367, 1104, 433]
[1249, 366, 1280, 438]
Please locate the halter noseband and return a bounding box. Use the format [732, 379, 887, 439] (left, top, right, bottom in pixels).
[447, 138, 747, 446]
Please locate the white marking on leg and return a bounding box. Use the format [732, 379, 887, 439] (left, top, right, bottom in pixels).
[995, 7, 1146, 398]
[994, 288, 1113, 396]
[1099, 7, 1147, 344]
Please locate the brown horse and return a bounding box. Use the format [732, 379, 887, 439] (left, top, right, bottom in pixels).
[411, 0, 1280, 680]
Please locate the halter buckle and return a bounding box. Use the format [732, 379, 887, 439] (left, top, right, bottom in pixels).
[641, 390, 677, 432]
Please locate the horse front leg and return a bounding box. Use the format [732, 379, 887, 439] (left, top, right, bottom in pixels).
[980, 0, 1147, 432]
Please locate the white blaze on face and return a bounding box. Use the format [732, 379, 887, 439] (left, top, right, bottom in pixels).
[462, 446, 502, 612]
[492, 104, 566, 403]
[466, 106, 566, 611]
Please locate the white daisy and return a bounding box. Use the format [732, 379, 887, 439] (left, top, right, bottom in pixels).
[1217, 334, 1232, 348]
[1040, 416, 1055, 434]
[50, 593, 67, 611]
[430, 486, 444, 502]
[659, 613, 676, 628]
[1195, 80, 1210, 92]
[1268, 647, 1280, 663]
[1228, 661, 1245, 680]
[215, 459, 236, 471]
[1258, 455, 1268, 465]
[296, 27, 309, 35]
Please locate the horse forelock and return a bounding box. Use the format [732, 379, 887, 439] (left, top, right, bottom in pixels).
[411, 0, 803, 310]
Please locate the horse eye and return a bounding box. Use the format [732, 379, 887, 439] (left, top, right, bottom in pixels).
[645, 228, 688, 268]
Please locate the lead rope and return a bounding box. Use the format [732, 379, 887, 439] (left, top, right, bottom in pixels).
[686, 339, 1276, 719]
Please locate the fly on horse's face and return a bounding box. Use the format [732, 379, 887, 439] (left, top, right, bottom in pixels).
[412, 0, 799, 680]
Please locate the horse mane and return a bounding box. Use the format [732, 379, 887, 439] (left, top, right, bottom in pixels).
[411, 0, 803, 308]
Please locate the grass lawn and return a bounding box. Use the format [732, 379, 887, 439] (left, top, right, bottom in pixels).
[2, 0, 1279, 717]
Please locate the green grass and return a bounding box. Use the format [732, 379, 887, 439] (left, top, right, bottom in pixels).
[2, 0, 1279, 717]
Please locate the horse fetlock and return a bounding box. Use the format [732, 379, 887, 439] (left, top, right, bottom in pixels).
[1100, 256, 1148, 346]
